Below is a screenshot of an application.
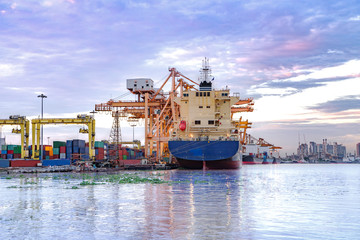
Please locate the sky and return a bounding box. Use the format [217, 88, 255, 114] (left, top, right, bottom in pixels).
[0, 0, 360, 156]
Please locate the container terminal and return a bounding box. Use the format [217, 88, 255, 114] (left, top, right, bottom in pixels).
[0, 61, 281, 171]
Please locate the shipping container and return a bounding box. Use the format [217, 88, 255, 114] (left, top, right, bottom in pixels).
[59, 146, 66, 153]
[7, 145, 15, 151]
[10, 160, 41, 167]
[53, 141, 66, 148]
[42, 159, 70, 166]
[14, 146, 21, 154]
[53, 148, 59, 155]
[0, 159, 10, 168]
[94, 141, 104, 148]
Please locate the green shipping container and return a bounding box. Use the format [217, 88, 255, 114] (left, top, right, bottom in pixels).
[95, 141, 104, 148]
[123, 155, 127, 160]
[7, 145, 15, 151]
[1, 145, 7, 151]
[53, 141, 66, 148]
[14, 146, 21, 154]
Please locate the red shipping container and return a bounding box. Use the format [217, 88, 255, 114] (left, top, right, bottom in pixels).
[10, 160, 41, 167]
[60, 146, 66, 153]
[1, 154, 7, 159]
[7, 150, 14, 154]
[97, 148, 104, 155]
[13, 153, 21, 159]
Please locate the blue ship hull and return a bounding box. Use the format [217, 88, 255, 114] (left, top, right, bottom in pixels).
[168, 140, 241, 169]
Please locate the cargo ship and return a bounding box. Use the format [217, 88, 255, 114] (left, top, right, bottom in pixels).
[243, 143, 279, 164]
[168, 59, 249, 169]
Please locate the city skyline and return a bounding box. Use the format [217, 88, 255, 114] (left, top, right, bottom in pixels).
[1, 0, 360, 155]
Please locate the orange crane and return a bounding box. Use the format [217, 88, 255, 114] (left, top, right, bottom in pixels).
[95, 67, 256, 163]
[95, 68, 199, 162]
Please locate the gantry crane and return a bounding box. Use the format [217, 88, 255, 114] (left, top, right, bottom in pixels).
[31, 114, 95, 159]
[0, 115, 30, 158]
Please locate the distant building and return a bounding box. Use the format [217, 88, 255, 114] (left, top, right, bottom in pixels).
[317, 144, 323, 155]
[337, 144, 346, 159]
[327, 144, 334, 155]
[297, 143, 308, 157]
[309, 142, 317, 155]
[323, 139, 327, 155]
[357, 143, 360, 157]
[298, 138, 347, 160]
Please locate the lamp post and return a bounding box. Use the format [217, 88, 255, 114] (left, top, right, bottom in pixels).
[38, 94, 47, 160]
[128, 120, 138, 149]
[130, 123, 136, 149]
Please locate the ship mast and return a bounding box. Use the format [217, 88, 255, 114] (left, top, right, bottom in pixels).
[199, 58, 213, 91]
[200, 57, 212, 83]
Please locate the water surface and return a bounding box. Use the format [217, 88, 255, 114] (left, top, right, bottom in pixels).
[0, 164, 359, 239]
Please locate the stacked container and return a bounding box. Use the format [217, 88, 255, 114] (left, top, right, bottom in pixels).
[13, 145, 21, 159]
[108, 144, 123, 160]
[43, 145, 53, 160]
[1, 145, 7, 159]
[71, 139, 86, 161]
[94, 141, 104, 160]
[53, 141, 66, 159]
[66, 140, 72, 159]
[7, 145, 15, 159]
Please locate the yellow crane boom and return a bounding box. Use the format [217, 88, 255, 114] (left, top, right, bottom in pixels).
[0, 116, 30, 158]
[31, 115, 95, 159]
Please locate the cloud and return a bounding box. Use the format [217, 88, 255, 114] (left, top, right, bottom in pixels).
[349, 15, 360, 21]
[327, 49, 344, 54]
[0, 64, 24, 77]
[244, 60, 360, 126]
[273, 59, 360, 83]
[310, 96, 360, 113]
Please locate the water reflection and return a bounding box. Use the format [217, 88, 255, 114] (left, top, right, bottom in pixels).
[1, 165, 360, 239]
[141, 170, 243, 240]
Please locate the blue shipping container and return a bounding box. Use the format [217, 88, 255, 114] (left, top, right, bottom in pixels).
[1, 150, 7, 154]
[0, 160, 10, 168]
[7, 154, 13, 159]
[73, 146, 79, 153]
[41, 159, 71, 166]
